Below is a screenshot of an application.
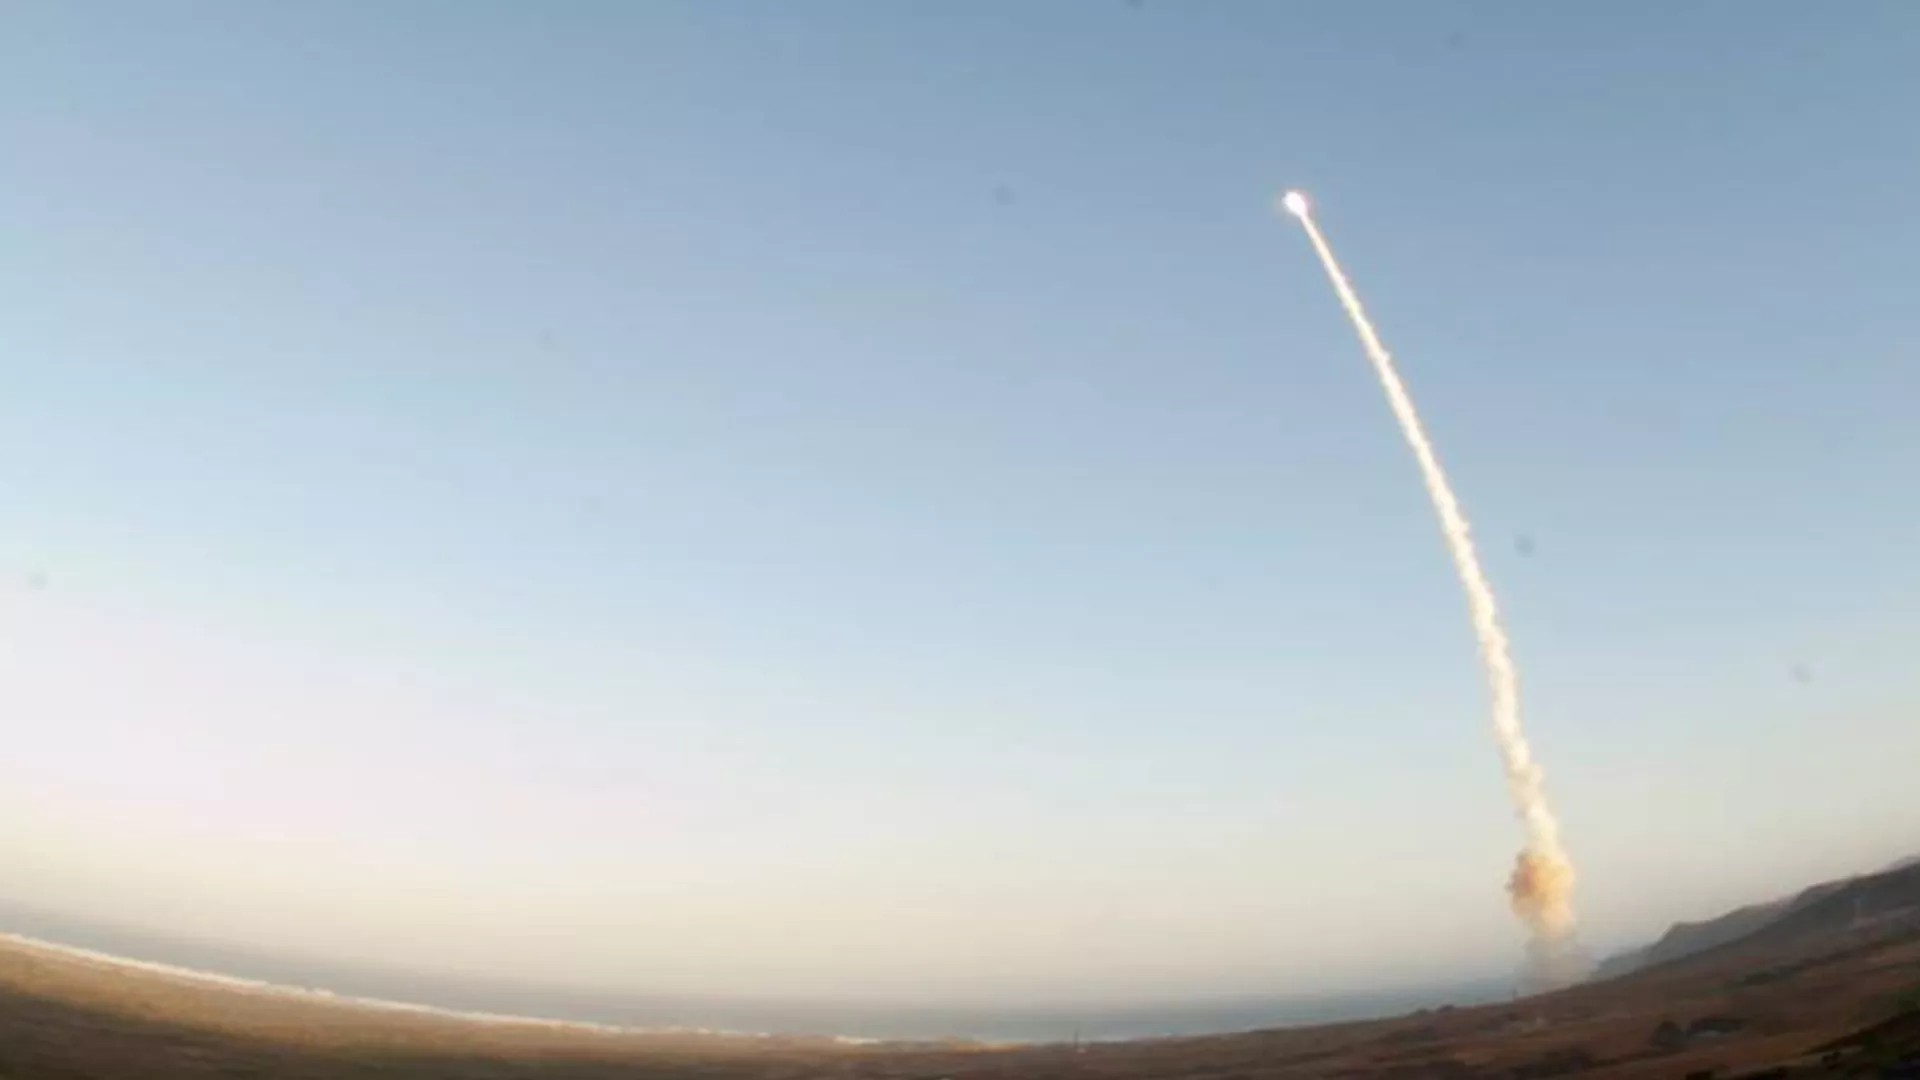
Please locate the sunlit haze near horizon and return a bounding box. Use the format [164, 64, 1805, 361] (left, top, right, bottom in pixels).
[2, 2, 1917, 1011]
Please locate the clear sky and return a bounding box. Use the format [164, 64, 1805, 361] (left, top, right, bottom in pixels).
[2, 1, 1917, 1008]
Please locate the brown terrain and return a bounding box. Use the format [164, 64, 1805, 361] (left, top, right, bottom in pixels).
[0, 863, 1916, 1079]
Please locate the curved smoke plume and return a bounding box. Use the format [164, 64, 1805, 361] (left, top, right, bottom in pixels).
[1280, 191, 1584, 985]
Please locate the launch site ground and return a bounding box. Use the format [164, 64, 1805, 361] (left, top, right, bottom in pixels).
[0, 866, 1915, 1080]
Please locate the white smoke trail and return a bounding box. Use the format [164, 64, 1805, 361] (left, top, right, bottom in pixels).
[1278, 192, 1581, 976]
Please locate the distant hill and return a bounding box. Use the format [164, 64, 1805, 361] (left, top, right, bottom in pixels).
[1593, 900, 1793, 980]
[1593, 854, 1920, 981]
[1716, 861, 1920, 958]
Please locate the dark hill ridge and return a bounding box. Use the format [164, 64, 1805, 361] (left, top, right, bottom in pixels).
[1595, 901, 1793, 980]
[1595, 856, 1920, 981]
[1726, 861, 1920, 953]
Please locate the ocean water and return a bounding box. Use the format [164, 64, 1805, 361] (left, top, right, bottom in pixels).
[0, 900, 1515, 1043]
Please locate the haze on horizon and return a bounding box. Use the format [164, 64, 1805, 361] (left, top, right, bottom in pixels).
[1, 2, 1916, 1012]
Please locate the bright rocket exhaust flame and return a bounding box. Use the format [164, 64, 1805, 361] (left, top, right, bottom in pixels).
[1278, 191, 1584, 984]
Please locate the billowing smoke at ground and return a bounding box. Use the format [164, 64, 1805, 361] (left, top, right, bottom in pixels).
[1280, 191, 1587, 986]
[1512, 849, 1590, 988]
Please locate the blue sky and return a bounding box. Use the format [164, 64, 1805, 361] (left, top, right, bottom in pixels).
[2, 1, 1917, 1006]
